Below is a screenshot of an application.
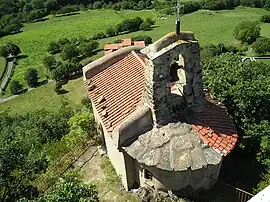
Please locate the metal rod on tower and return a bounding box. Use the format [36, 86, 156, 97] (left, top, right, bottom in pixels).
[176, 0, 181, 35]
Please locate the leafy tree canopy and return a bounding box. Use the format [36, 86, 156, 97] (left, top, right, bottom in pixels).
[9, 80, 23, 94]
[252, 37, 270, 55]
[233, 21, 261, 44]
[24, 68, 39, 87]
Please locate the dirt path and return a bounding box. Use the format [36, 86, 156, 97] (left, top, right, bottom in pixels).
[73, 146, 138, 202]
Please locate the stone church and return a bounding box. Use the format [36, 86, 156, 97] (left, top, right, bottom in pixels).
[82, 30, 238, 195]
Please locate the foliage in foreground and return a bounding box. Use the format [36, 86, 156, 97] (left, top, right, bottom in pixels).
[23, 169, 99, 202]
[0, 108, 72, 201]
[203, 53, 270, 191]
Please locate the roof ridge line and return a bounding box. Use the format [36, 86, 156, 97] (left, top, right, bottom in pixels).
[131, 50, 146, 67]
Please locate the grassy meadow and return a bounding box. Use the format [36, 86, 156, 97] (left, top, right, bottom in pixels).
[0, 7, 270, 114]
[0, 78, 87, 115]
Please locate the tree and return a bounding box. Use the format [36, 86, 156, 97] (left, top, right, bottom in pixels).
[58, 38, 70, 46]
[60, 44, 79, 61]
[105, 26, 116, 37]
[131, 35, 152, 45]
[203, 53, 270, 167]
[140, 21, 151, 30]
[43, 55, 57, 71]
[260, 14, 270, 23]
[233, 21, 261, 44]
[47, 41, 61, 54]
[93, 1, 103, 9]
[24, 68, 39, 87]
[44, 0, 59, 13]
[54, 81, 63, 94]
[252, 37, 270, 55]
[0, 109, 72, 201]
[33, 169, 99, 202]
[145, 18, 155, 26]
[27, 9, 46, 22]
[137, 1, 146, 10]
[6, 43, 21, 56]
[9, 80, 23, 94]
[79, 40, 99, 57]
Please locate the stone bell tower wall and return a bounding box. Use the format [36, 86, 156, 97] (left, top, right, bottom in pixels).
[140, 32, 205, 126]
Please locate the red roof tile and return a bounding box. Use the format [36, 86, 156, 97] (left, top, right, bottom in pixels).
[104, 43, 122, 50]
[134, 41, 146, 47]
[84, 51, 146, 131]
[190, 100, 238, 156]
[122, 39, 132, 47]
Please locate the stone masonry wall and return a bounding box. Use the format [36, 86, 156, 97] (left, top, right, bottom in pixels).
[141, 36, 205, 126]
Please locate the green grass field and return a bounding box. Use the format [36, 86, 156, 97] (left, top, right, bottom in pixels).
[0, 57, 6, 80]
[0, 7, 270, 114]
[0, 78, 87, 115]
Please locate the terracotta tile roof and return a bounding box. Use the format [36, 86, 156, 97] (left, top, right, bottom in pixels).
[84, 51, 146, 131]
[122, 39, 132, 47]
[134, 41, 145, 47]
[104, 43, 122, 50]
[190, 101, 238, 156]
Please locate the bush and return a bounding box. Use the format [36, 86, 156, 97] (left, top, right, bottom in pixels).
[60, 44, 80, 61]
[140, 21, 152, 30]
[81, 97, 92, 111]
[92, 32, 106, 40]
[47, 41, 61, 54]
[260, 14, 270, 23]
[57, 5, 79, 15]
[131, 35, 152, 45]
[43, 55, 57, 71]
[34, 169, 99, 202]
[10, 80, 23, 95]
[93, 1, 103, 9]
[58, 38, 70, 46]
[252, 37, 270, 55]
[79, 40, 99, 57]
[182, 1, 202, 14]
[0, 43, 21, 57]
[105, 26, 117, 37]
[24, 68, 39, 87]
[233, 21, 261, 44]
[54, 81, 63, 94]
[240, 0, 264, 8]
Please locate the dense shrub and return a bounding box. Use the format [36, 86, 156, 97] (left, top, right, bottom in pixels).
[47, 41, 61, 54]
[131, 35, 152, 45]
[24, 68, 39, 87]
[0, 43, 21, 57]
[43, 55, 57, 71]
[60, 44, 80, 61]
[233, 21, 261, 44]
[79, 40, 99, 57]
[33, 169, 99, 202]
[92, 32, 106, 40]
[57, 5, 79, 15]
[252, 37, 270, 55]
[105, 26, 117, 37]
[10, 80, 23, 94]
[260, 14, 270, 23]
[182, 1, 202, 14]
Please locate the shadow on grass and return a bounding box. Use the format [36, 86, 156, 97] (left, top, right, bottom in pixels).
[56, 12, 80, 18]
[17, 55, 28, 60]
[56, 89, 69, 95]
[31, 18, 49, 23]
